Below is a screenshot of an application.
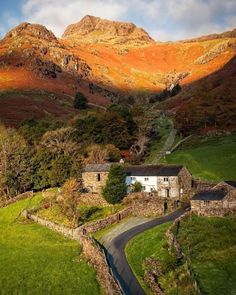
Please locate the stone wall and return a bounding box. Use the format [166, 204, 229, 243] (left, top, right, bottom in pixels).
[22, 210, 79, 240]
[0, 191, 33, 208]
[123, 192, 179, 217]
[144, 258, 165, 295]
[23, 206, 132, 237]
[80, 207, 133, 233]
[80, 236, 121, 295]
[198, 207, 236, 217]
[82, 171, 108, 194]
[165, 212, 205, 295]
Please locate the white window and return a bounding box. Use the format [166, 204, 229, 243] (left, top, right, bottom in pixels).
[204, 200, 210, 206]
[144, 177, 149, 181]
[164, 177, 169, 182]
[142, 186, 146, 191]
[131, 177, 136, 181]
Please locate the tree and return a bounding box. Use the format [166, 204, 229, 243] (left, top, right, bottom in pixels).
[132, 181, 142, 192]
[0, 126, 34, 198]
[105, 144, 121, 162]
[39, 127, 79, 157]
[102, 164, 127, 204]
[74, 92, 88, 109]
[48, 155, 72, 187]
[86, 144, 108, 164]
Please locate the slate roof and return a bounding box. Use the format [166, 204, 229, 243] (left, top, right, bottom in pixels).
[192, 190, 228, 201]
[84, 163, 113, 172]
[83, 163, 184, 176]
[125, 165, 184, 177]
[224, 181, 236, 189]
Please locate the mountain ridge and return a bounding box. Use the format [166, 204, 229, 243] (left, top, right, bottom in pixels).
[0, 15, 235, 133]
[62, 15, 154, 45]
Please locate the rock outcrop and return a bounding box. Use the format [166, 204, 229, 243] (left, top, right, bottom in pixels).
[4, 22, 58, 42]
[62, 15, 154, 45]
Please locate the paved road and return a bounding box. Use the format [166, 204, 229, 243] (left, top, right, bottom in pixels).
[103, 207, 187, 295]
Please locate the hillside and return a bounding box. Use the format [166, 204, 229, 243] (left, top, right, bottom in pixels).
[0, 16, 235, 131]
[162, 134, 236, 181]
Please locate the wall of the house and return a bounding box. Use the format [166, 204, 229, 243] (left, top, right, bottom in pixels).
[223, 191, 236, 208]
[191, 199, 224, 215]
[82, 172, 109, 194]
[178, 167, 192, 196]
[126, 176, 158, 192]
[156, 176, 180, 198]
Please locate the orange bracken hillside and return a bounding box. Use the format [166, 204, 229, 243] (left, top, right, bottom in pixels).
[0, 16, 235, 128]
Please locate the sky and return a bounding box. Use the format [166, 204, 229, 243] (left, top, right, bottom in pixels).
[0, 0, 235, 41]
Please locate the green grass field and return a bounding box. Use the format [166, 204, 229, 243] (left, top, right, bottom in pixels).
[0, 197, 100, 295]
[162, 134, 236, 181]
[125, 216, 236, 295]
[177, 215, 236, 295]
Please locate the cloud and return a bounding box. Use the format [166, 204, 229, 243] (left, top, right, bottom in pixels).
[1, 0, 235, 41]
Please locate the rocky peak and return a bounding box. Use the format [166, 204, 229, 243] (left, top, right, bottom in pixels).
[62, 15, 154, 45]
[4, 22, 58, 42]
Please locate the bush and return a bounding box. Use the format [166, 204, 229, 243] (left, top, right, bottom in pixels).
[132, 181, 142, 192]
[102, 164, 127, 204]
[74, 92, 88, 109]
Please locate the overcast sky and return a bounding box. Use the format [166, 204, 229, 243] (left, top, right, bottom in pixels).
[0, 0, 235, 41]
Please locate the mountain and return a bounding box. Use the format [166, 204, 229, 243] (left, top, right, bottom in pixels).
[62, 15, 154, 45]
[0, 16, 235, 132]
[182, 27, 236, 42]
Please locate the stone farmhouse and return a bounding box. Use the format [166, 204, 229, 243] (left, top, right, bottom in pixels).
[191, 181, 236, 216]
[82, 163, 192, 200]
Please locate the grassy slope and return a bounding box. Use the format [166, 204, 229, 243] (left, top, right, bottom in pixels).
[178, 215, 236, 295]
[161, 134, 236, 181]
[125, 216, 236, 295]
[0, 197, 100, 295]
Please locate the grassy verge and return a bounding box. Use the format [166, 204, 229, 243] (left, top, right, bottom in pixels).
[0, 197, 100, 295]
[161, 134, 236, 181]
[125, 222, 172, 294]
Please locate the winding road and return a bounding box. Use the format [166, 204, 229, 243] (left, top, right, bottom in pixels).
[103, 207, 187, 295]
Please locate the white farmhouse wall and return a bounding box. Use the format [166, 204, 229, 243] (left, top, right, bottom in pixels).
[126, 176, 158, 192]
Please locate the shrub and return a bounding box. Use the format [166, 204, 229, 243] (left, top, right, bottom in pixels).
[132, 181, 142, 192]
[74, 92, 88, 109]
[102, 164, 127, 204]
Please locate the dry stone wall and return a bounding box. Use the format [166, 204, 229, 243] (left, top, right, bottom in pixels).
[80, 236, 121, 295]
[165, 212, 206, 295]
[0, 191, 33, 208]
